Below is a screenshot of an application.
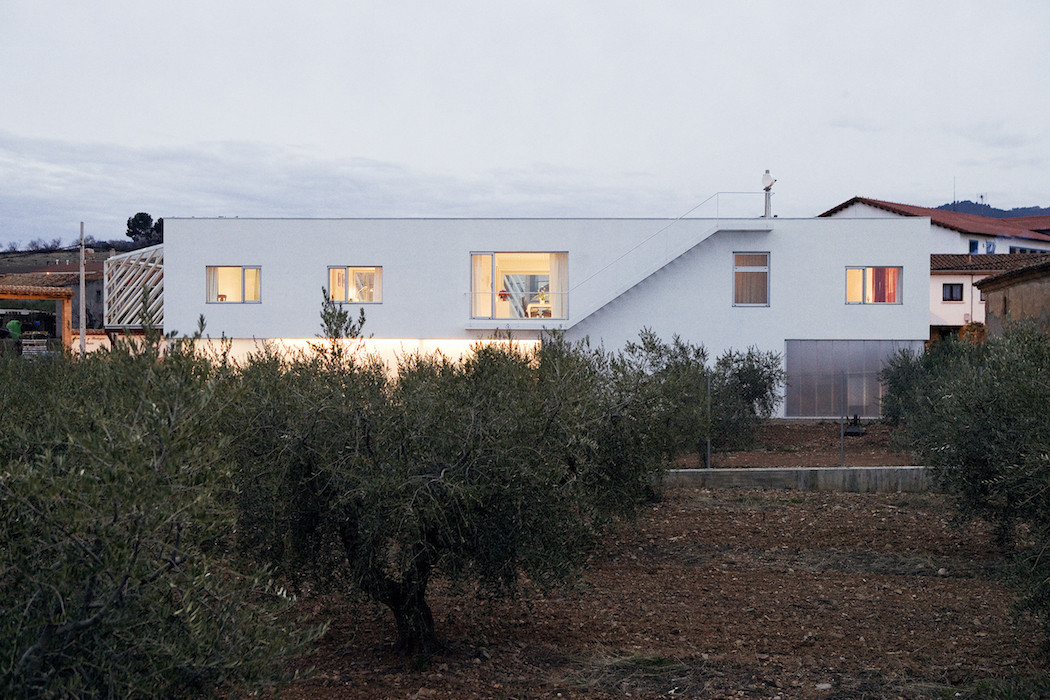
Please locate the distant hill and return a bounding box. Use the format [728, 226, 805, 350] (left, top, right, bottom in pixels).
[0, 248, 116, 275]
[936, 200, 1050, 218]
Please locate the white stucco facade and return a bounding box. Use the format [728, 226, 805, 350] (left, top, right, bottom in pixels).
[930, 271, 987, 329]
[161, 216, 930, 418]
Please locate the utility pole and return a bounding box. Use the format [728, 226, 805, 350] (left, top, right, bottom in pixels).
[79, 222, 86, 358]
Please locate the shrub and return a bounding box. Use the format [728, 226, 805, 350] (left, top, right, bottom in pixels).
[227, 335, 665, 653]
[0, 339, 322, 698]
[620, 330, 785, 461]
[882, 323, 1050, 648]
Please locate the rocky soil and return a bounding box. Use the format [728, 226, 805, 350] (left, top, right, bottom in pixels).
[275, 486, 1043, 699]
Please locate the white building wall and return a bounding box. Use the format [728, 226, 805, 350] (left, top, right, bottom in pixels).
[567, 217, 930, 358]
[165, 217, 928, 351]
[930, 272, 987, 327]
[163, 216, 930, 416]
[164, 217, 754, 342]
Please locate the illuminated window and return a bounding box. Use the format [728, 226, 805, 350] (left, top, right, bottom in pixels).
[845, 266, 901, 304]
[733, 252, 769, 306]
[206, 266, 260, 303]
[328, 266, 382, 303]
[471, 252, 568, 319]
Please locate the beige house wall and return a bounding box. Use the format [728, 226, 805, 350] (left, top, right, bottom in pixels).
[984, 276, 1050, 337]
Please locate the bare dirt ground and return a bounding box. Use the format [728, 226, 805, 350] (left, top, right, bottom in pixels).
[275, 485, 1044, 699]
[676, 421, 916, 469]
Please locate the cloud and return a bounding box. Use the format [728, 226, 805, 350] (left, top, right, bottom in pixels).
[952, 122, 1036, 151]
[0, 133, 689, 248]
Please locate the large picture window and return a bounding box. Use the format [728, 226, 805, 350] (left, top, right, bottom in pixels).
[328, 266, 382, 303]
[206, 266, 260, 303]
[733, 252, 769, 306]
[471, 252, 568, 319]
[845, 266, 901, 304]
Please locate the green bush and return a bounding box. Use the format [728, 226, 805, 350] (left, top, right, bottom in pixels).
[881, 323, 1050, 648]
[881, 326, 1050, 539]
[620, 330, 785, 461]
[227, 334, 665, 653]
[0, 339, 322, 698]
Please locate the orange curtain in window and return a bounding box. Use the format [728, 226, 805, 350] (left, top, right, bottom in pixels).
[871, 267, 898, 303]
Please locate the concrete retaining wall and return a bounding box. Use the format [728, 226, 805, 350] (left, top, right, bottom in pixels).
[663, 466, 934, 493]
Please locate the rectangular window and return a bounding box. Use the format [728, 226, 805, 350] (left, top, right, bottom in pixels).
[733, 252, 769, 306]
[942, 283, 963, 302]
[471, 252, 568, 319]
[206, 266, 260, 303]
[328, 266, 382, 303]
[845, 266, 901, 304]
[969, 239, 979, 254]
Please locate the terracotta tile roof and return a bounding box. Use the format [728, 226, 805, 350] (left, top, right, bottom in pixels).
[821, 197, 1050, 242]
[1002, 215, 1050, 232]
[976, 258, 1050, 290]
[0, 283, 75, 298]
[930, 252, 1050, 273]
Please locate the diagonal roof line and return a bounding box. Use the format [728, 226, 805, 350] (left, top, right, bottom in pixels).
[820, 196, 1050, 242]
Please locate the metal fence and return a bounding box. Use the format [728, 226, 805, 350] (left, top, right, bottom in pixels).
[696, 372, 909, 469]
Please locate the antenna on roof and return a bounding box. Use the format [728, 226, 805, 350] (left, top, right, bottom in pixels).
[762, 170, 776, 218]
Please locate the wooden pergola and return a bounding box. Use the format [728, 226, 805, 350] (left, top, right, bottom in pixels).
[0, 283, 74, 349]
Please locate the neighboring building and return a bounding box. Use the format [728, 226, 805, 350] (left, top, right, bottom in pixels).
[0, 266, 104, 330]
[977, 258, 1050, 337]
[821, 197, 1050, 254]
[0, 281, 74, 348]
[929, 253, 1050, 340]
[153, 216, 931, 418]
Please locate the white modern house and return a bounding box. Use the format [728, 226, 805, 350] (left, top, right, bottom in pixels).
[132, 215, 931, 418]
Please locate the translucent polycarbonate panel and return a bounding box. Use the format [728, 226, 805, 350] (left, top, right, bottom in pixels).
[784, 339, 924, 418]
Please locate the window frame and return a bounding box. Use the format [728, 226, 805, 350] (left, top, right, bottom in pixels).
[941, 282, 964, 302]
[206, 265, 261, 303]
[327, 265, 383, 304]
[732, 251, 770, 307]
[471, 251, 568, 320]
[845, 266, 902, 305]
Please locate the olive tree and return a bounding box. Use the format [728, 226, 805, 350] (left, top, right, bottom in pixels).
[619, 329, 785, 462]
[228, 334, 663, 653]
[0, 337, 322, 698]
[882, 323, 1050, 648]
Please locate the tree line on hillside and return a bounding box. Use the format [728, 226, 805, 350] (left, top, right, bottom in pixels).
[1, 212, 163, 254]
[936, 200, 1050, 218]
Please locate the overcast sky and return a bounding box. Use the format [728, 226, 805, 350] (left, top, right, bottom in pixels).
[1, 1, 1047, 248]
